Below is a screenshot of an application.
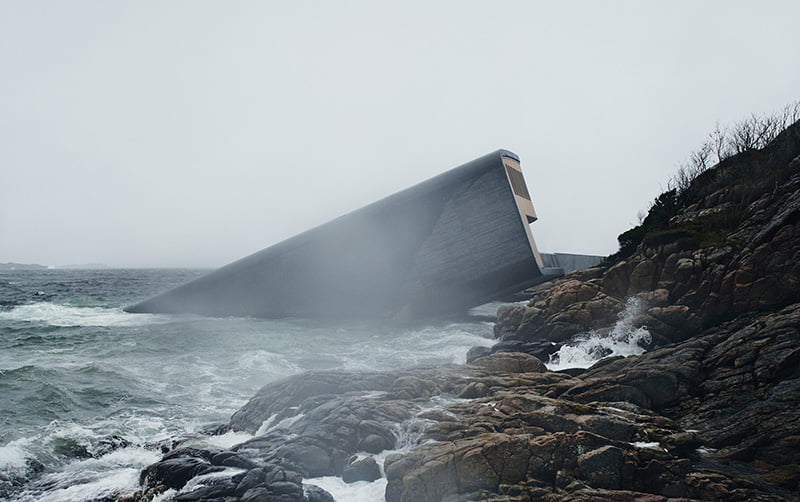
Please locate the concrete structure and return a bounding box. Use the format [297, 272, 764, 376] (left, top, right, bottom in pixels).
[540, 253, 604, 275]
[127, 150, 584, 319]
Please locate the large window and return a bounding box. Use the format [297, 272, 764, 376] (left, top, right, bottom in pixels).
[505, 165, 531, 200]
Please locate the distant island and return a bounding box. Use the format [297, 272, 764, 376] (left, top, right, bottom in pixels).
[57, 263, 110, 270]
[0, 262, 109, 270]
[0, 262, 47, 270]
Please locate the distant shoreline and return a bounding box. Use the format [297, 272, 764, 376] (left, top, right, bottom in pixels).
[0, 262, 109, 270]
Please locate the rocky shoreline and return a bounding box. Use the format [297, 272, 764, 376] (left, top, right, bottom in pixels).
[108, 121, 800, 501]
[126, 305, 799, 502]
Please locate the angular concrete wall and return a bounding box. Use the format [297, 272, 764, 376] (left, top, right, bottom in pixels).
[127, 150, 557, 318]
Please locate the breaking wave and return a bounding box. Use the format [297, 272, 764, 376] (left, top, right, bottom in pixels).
[0, 302, 169, 327]
[547, 297, 652, 370]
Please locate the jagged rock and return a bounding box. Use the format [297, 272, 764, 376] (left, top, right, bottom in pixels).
[197, 423, 231, 436]
[140, 453, 225, 490]
[628, 259, 658, 295]
[304, 484, 335, 502]
[359, 433, 391, 454]
[132, 122, 800, 501]
[488, 339, 562, 362]
[469, 352, 546, 373]
[659, 432, 702, 457]
[342, 455, 381, 483]
[208, 450, 257, 469]
[92, 435, 131, 457]
[576, 445, 629, 489]
[385, 433, 533, 502]
[465, 345, 492, 362]
[273, 440, 337, 478]
[173, 479, 239, 501]
[495, 276, 627, 343]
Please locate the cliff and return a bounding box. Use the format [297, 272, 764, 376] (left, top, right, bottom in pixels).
[128, 119, 800, 502]
[496, 118, 800, 349]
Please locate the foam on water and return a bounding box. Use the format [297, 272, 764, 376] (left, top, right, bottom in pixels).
[0, 302, 169, 327]
[151, 489, 178, 501]
[201, 430, 254, 449]
[338, 322, 494, 371]
[32, 468, 141, 502]
[0, 441, 30, 472]
[547, 297, 652, 370]
[305, 395, 467, 502]
[11, 446, 161, 502]
[307, 477, 388, 502]
[264, 413, 306, 434]
[0, 271, 531, 500]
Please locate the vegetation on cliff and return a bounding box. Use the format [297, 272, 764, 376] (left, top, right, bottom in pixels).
[617, 102, 800, 258]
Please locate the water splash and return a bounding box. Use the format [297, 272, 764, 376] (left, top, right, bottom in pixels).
[9, 446, 161, 502]
[547, 297, 651, 371]
[0, 440, 30, 473]
[304, 395, 466, 502]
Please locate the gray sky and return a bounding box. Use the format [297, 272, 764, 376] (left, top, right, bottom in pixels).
[1, 1, 798, 268]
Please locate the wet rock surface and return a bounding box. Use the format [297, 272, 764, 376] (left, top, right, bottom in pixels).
[125, 325, 799, 501]
[382, 306, 800, 501]
[123, 122, 800, 501]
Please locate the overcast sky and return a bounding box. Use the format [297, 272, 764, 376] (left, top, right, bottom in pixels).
[1, 1, 798, 268]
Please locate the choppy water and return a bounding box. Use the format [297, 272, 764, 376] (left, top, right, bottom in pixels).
[0, 269, 649, 501]
[0, 269, 498, 501]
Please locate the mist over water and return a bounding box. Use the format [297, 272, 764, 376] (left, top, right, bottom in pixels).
[0, 269, 496, 501]
[0, 269, 650, 501]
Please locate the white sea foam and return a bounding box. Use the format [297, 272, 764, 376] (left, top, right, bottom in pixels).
[265, 413, 305, 433]
[340, 323, 494, 370]
[0, 442, 30, 472]
[238, 350, 296, 370]
[0, 272, 519, 500]
[201, 430, 254, 449]
[182, 467, 246, 491]
[547, 297, 652, 370]
[306, 476, 387, 502]
[31, 468, 141, 502]
[151, 489, 178, 502]
[11, 446, 161, 502]
[96, 446, 161, 467]
[0, 302, 169, 327]
[303, 395, 468, 502]
[256, 415, 279, 436]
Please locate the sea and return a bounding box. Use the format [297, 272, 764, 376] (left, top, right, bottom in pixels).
[0, 269, 650, 502]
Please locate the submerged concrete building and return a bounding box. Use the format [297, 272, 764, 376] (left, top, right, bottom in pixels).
[127, 150, 588, 319]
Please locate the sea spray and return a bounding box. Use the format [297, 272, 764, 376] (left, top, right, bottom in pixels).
[1, 269, 498, 500]
[0, 302, 171, 327]
[305, 395, 466, 502]
[547, 297, 651, 370]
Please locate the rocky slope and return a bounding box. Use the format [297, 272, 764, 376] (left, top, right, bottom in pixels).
[125, 120, 800, 502]
[497, 119, 800, 348]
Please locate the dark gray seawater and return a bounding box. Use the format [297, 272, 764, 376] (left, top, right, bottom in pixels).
[0, 269, 498, 501]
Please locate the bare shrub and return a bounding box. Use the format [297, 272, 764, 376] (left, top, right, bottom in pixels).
[619, 100, 800, 256]
[668, 100, 799, 197]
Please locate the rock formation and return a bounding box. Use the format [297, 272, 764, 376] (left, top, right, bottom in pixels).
[124, 119, 800, 501]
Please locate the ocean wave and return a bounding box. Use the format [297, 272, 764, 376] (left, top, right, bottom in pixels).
[547, 297, 651, 370]
[0, 303, 169, 328]
[0, 440, 30, 473]
[14, 455, 155, 502]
